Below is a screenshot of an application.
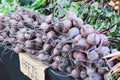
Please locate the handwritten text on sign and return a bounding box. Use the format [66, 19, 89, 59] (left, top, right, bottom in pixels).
[22, 58, 39, 80]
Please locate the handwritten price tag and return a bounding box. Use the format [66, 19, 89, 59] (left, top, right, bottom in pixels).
[19, 53, 48, 80]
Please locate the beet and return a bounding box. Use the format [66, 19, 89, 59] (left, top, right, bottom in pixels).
[31, 50, 39, 55]
[47, 31, 56, 40]
[66, 65, 73, 73]
[73, 18, 83, 27]
[64, 9, 77, 21]
[25, 40, 35, 49]
[75, 52, 86, 61]
[35, 37, 43, 45]
[3, 16, 10, 21]
[61, 44, 71, 53]
[42, 54, 50, 62]
[42, 34, 48, 42]
[68, 27, 80, 38]
[40, 22, 50, 32]
[84, 77, 89, 80]
[0, 35, 4, 41]
[11, 27, 19, 33]
[88, 46, 97, 52]
[91, 72, 102, 80]
[13, 46, 24, 53]
[97, 46, 110, 56]
[84, 73, 103, 80]
[43, 43, 52, 52]
[73, 52, 78, 59]
[53, 56, 61, 63]
[11, 13, 22, 21]
[63, 19, 72, 30]
[22, 15, 29, 20]
[51, 61, 58, 69]
[62, 27, 68, 33]
[99, 34, 108, 45]
[73, 34, 82, 43]
[62, 58, 70, 66]
[17, 31, 25, 41]
[25, 18, 34, 23]
[24, 30, 36, 40]
[50, 40, 58, 47]
[62, 20, 72, 33]
[0, 13, 4, 21]
[77, 38, 90, 50]
[87, 50, 100, 62]
[9, 19, 18, 24]
[8, 37, 16, 43]
[54, 23, 62, 32]
[45, 14, 53, 23]
[81, 24, 95, 37]
[0, 23, 6, 30]
[108, 61, 114, 67]
[53, 47, 60, 55]
[87, 33, 100, 45]
[33, 21, 39, 26]
[36, 53, 45, 60]
[17, 6, 24, 12]
[20, 28, 28, 33]
[70, 68, 80, 78]
[97, 67, 106, 75]
[35, 44, 42, 50]
[80, 69, 87, 79]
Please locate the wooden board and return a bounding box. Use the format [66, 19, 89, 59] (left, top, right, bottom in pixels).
[19, 53, 48, 80]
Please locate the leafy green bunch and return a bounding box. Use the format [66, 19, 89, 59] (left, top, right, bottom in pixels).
[0, 0, 46, 13]
[0, 0, 19, 13]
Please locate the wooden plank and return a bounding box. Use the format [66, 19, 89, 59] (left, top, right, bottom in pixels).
[19, 53, 48, 80]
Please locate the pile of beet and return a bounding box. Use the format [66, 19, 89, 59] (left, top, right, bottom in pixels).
[0, 7, 118, 80]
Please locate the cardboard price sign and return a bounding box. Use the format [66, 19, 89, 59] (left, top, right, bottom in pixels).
[19, 53, 48, 80]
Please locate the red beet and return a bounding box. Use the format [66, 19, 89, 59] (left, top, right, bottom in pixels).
[70, 68, 80, 78]
[87, 50, 100, 62]
[51, 61, 58, 69]
[80, 69, 87, 79]
[73, 18, 84, 27]
[0, 23, 6, 30]
[97, 67, 106, 75]
[87, 33, 100, 45]
[73, 34, 82, 43]
[53, 56, 61, 63]
[75, 52, 86, 61]
[40, 22, 50, 32]
[77, 38, 90, 50]
[68, 27, 80, 38]
[66, 65, 73, 73]
[81, 24, 95, 37]
[97, 46, 110, 56]
[61, 44, 71, 53]
[64, 20, 72, 28]
[100, 34, 108, 45]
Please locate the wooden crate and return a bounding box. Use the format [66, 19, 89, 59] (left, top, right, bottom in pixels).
[19, 53, 48, 80]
